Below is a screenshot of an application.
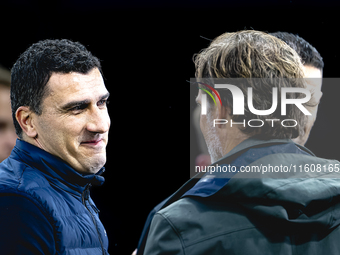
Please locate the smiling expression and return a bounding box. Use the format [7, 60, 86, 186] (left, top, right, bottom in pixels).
[31, 68, 111, 174]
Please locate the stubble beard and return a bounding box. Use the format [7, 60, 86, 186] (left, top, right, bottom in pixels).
[205, 112, 223, 164]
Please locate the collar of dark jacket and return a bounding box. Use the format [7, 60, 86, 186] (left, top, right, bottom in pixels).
[216, 137, 315, 164]
[12, 139, 105, 195]
[162, 138, 314, 209]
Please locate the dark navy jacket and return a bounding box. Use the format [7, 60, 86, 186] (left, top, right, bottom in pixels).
[142, 139, 340, 254]
[0, 139, 109, 254]
[137, 139, 320, 254]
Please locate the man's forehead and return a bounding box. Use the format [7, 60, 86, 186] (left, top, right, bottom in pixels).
[49, 68, 103, 88]
[46, 68, 107, 97]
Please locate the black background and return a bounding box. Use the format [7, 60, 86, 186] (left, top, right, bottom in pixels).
[2, 1, 340, 254]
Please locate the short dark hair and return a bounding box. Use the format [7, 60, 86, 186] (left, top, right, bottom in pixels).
[270, 32, 324, 70]
[11, 39, 102, 138]
[194, 30, 307, 139]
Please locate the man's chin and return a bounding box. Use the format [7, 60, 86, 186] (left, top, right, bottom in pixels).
[88, 156, 106, 174]
[71, 154, 106, 174]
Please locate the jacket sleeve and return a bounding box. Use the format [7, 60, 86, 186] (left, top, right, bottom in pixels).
[143, 212, 185, 255]
[137, 197, 171, 255]
[0, 195, 55, 254]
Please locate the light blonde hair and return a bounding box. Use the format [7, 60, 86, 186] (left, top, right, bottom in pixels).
[194, 30, 307, 139]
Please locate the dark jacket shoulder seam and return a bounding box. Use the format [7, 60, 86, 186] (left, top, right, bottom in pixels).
[16, 164, 28, 189]
[185, 225, 257, 248]
[156, 212, 187, 255]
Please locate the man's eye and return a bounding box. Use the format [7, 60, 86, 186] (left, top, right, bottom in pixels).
[98, 99, 109, 106]
[72, 106, 81, 111]
[71, 104, 87, 112]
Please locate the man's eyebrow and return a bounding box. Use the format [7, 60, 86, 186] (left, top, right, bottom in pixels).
[60, 99, 91, 111]
[100, 92, 110, 101]
[60, 92, 110, 111]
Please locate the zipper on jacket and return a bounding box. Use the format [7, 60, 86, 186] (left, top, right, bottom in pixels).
[82, 184, 105, 255]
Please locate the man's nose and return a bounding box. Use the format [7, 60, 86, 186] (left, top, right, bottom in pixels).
[86, 107, 110, 133]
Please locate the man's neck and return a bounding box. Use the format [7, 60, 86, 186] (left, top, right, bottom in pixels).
[213, 128, 251, 164]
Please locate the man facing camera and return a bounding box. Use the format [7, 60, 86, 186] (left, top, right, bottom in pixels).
[144, 30, 340, 255]
[0, 39, 110, 254]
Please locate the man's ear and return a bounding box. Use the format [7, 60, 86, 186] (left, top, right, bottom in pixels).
[215, 91, 231, 118]
[218, 104, 231, 120]
[15, 106, 37, 138]
[214, 93, 231, 129]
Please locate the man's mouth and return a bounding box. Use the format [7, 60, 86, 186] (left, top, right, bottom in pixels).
[81, 138, 103, 146]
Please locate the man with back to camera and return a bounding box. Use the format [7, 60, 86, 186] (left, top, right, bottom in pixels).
[189, 31, 324, 169]
[143, 30, 340, 254]
[0, 65, 17, 163]
[0, 39, 111, 254]
[134, 31, 325, 255]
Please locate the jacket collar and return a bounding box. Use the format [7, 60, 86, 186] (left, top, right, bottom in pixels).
[215, 138, 315, 165]
[160, 138, 314, 210]
[12, 139, 105, 195]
